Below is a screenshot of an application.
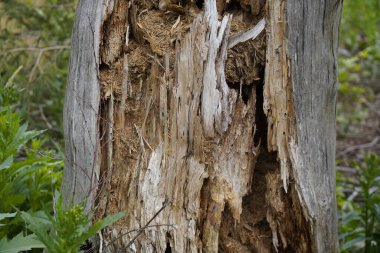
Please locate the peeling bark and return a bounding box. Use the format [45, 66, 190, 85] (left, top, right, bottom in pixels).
[63, 0, 342, 252]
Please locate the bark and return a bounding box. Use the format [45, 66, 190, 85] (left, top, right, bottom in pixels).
[63, 0, 342, 252]
[62, 0, 102, 210]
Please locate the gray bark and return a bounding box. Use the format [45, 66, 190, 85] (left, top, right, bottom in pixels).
[287, 1, 342, 251]
[62, 0, 102, 210]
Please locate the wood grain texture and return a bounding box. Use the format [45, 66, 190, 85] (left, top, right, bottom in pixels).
[62, 0, 342, 251]
[94, 1, 261, 252]
[264, 0, 294, 192]
[287, 0, 342, 251]
[62, 0, 103, 210]
[262, 0, 342, 251]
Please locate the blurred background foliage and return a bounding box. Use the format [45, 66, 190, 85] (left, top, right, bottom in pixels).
[0, 0, 379, 252]
[337, 0, 380, 137]
[337, 0, 380, 252]
[0, 0, 76, 146]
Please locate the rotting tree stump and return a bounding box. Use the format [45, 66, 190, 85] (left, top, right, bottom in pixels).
[63, 0, 342, 252]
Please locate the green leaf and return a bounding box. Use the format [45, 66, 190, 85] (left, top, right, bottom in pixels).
[375, 204, 380, 219]
[0, 233, 45, 253]
[20, 212, 56, 252]
[341, 234, 366, 250]
[10, 124, 44, 152]
[0, 213, 16, 221]
[339, 228, 364, 241]
[341, 210, 361, 225]
[0, 156, 13, 171]
[75, 211, 127, 245]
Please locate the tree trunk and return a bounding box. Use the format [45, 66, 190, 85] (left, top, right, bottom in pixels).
[63, 0, 342, 252]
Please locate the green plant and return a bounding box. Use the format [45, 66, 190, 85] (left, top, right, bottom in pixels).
[22, 192, 127, 253]
[0, 83, 60, 250]
[0, 84, 127, 253]
[0, 84, 63, 239]
[0, 233, 45, 253]
[0, 84, 127, 252]
[338, 153, 380, 253]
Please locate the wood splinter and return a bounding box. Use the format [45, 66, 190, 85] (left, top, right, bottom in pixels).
[227, 18, 266, 49]
[158, 0, 186, 15]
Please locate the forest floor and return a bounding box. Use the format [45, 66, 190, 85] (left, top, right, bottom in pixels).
[336, 92, 380, 162]
[336, 90, 380, 167]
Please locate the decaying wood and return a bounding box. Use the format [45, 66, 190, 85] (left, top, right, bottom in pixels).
[261, 0, 342, 251]
[94, 1, 262, 252]
[63, 0, 342, 252]
[227, 18, 265, 49]
[263, 1, 312, 250]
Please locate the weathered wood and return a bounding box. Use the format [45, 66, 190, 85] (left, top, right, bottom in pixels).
[227, 18, 266, 49]
[62, 0, 103, 210]
[263, 0, 342, 251]
[63, 0, 342, 252]
[287, 0, 342, 251]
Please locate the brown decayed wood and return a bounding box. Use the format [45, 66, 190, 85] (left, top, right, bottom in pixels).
[95, 1, 267, 252]
[64, 0, 341, 252]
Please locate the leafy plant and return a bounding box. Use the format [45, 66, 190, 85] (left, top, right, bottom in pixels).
[0, 233, 45, 253]
[22, 192, 127, 253]
[338, 153, 380, 253]
[0, 84, 127, 252]
[0, 84, 63, 239]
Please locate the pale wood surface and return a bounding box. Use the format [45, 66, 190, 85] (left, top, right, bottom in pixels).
[62, 0, 103, 210]
[287, 0, 342, 251]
